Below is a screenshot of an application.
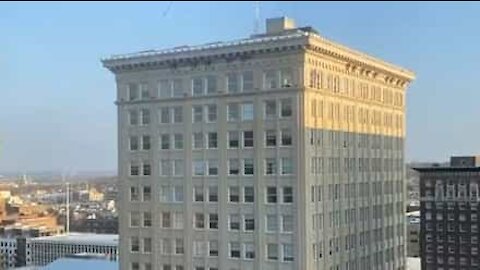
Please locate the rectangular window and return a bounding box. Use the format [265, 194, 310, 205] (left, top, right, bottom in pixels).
[242, 103, 254, 120]
[244, 186, 254, 203]
[244, 243, 255, 259]
[172, 79, 183, 97]
[143, 238, 152, 253]
[193, 160, 206, 176]
[228, 159, 240, 175]
[280, 99, 293, 117]
[208, 159, 218, 175]
[282, 215, 293, 232]
[265, 70, 278, 89]
[175, 239, 184, 254]
[141, 109, 150, 125]
[228, 131, 239, 148]
[192, 77, 204, 96]
[227, 73, 239, 93]
[242, 71, 254, 92]
[282, 244, 294, 262]
[160, 160, 171, 176]
[162, 239, 172, 254]
[162, 212, 171, 228]
[174, 186, 183, 202]
[229, 186, 240, 203]
[142, 163, 151, 176]
[159, 79, 171, 98]
[130, 136, 139, 151]
[161, 134, 170, 150]
[160, 108, 170, 124]
[140, 83, 150, 100]
[281, 129, 292, 146]
[243, 131, 254, 147]
[229, 242, 241, 258]
[208, 132, 218, 148]
[174, 134, 183, 149]
[266, 215, 278, 232]
[174, 212, 184, 229]
[131, 263, 139, 270]
[267, 243, 279, 260]
[194, 186, 204, 202]
[130, 186, 139, 201]
[207, 104, 217, 122]
[143, 212, 152, 227]
[265, 158, 277, 175]
[143, 186, 151, 201]
[265, 100, 276, 118]
[206, 75, 217, 94]
[130, 212, 140, 227]
[173, 106, 183, 123]
[244, 159, 254, 175]
[281, 68, 293, 87]
[130, 163, 140, 176]
[229, 214, 240, 230]
[128, 83, 139, 101]
[265, 130, 277, 146]
[244, 215, 255, 231]
[228, 103, 240, 121]
[209, 240, 219, 257]
[281, 158, 293, 175]
[129, 110, 138, 125]
[131, 236, 140, 252]
[142, 135, 150, 150]
[194, 213, 205, 229]
[267, 187, 277, 203]
[208, 186, 218, 202]
[193, 133, 204, 149]
[209, 213, 218, 229]
[192, 105, 203, 123]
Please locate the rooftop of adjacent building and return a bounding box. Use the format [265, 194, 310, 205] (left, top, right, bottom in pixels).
[413, 156, 480, 172]
[15, 257, 118, 270]
[102, 16, 414, 80]
[29, 233, 118, 246]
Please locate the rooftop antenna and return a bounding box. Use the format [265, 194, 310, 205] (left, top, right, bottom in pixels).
[254, 1, 260, 34]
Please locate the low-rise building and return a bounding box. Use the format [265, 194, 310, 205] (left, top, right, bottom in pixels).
[406, 211, 420, 257]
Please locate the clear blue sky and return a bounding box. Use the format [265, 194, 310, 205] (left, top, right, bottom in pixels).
[1, 1, 480, 173]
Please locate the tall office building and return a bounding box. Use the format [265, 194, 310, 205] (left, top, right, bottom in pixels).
[103, 17, 414, 270]
[415, 156, 480, 270]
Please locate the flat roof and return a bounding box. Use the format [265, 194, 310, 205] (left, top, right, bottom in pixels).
[30, 233, 118, 246]
[44, 258, 118, 270]
[413, 167, 480, 173]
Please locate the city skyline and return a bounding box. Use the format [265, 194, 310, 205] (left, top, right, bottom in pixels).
[2, 1, 480, 172]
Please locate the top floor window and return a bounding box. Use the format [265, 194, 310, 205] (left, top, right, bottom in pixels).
[158, 80, 171, 98]
[280, 68, 293, 87]
[227, 73, 239, 93]
[128, 83, 139, 101]
[206, 75, 217, 94]
[242, 71, 254, 92]
[264, 70, 278, 89]
[192, 77, 204, 96]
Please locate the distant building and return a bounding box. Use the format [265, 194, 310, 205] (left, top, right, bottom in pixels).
[406, 211, 420, 257]
[415, 156, 480, 270]
[26, 233, 119, 266]
[88, 189, 104, 202]
[71, 215, 118, 234]
[0, 237, 17, 269]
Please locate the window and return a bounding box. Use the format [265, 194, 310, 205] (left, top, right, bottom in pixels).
[130, 186, 139, 201]
[174, 212, 184, 229]
[229, 186, 240, 202]
[141, 109, 150, 125]
[244, 186, 254, 203]
[244, 159, 254, 175]
[194, 213, 205, 229]
[242, 71, 254, 91]
[140, 83, 150, 100]
[228, 103, 240, 121]
[162, 212, 171, 228]
[227, 73, 239, 93]
[282, 244, 294, 262]
[175, 239, 184, 254]
[209, 240, 219, 256]
[193, 133, 204, 149]
[129, 110, 138, 125]
[282, 215, 293, 232]
[143, 186, 151, 201]
[192, 77, 204, 96]
[206, 75, 217, 94]
[193, 105, 203, 123]
[280, 99, 292, 117]
[229, 214, 240, 230]
[193, 160, 206, 176]
[265, 100, 276, 118]
[207, 104, 217, 122]
[194, 186, 204, 202]
[128, 83, 139, 101]
[208, 186, 218, 202]
[160, 107, 170, 124]
[265, 70, 278, 89]
[130, 163, 140, 176]
[267, 187, 277, 203]
[130, 212, 140, 227]
[143, 238, 152, 253]
[162, 239, 172, 254]
[172, 79, 183, 97]
[281, 158, 293, 175]
[208, 159, 218, 175]
[161, 134, 170, 150]
[242, 103, 254, 120]
[174, 134, 183, 149]
[281, 68, 293, 87]
[142, 135, 150, 150]
[267, 243, 279, 260]
[230, 242, 241, 258]
[159, 79, 171, 98]
[209, 213, 218, 229]
[143, 163, 151, 176]
[229, 159, 240, 175]
[281, 129, 292, 146]
[283, 187, 293, 203]
[129, 136, 139, 151]
[265, 130, 277, 146]
[265, 158, 277, 175]
[160, 160, 171, 176]
[174, 186, 183, 202]
[208, 132, 217, 148]
[143, 212, 152, 227]
[244, 243, 255, 259]
[131, 262, 140, 270]
[244, 215, 255, 231]
[243, 131, 254, 147]
[173, 106, 183, 123]
[131, 236, 140, 252]
[228, 131, 239, 148]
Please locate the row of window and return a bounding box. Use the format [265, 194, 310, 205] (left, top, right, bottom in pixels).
[130, 185, 293, 204]
[309, 130, 404, 150]
[130, 158, 294, 177]
[127, 99, 293, 126]
[425, 255, 478, 267]
[310, 182, 404, 203]
[310, 157, 404, 174]
[126, 69, 295, 102]
[424, 182, 479, 200]
[424, 212, 478, 222]
[425, 244, 479, 255]
[425, 222, 479, 233]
